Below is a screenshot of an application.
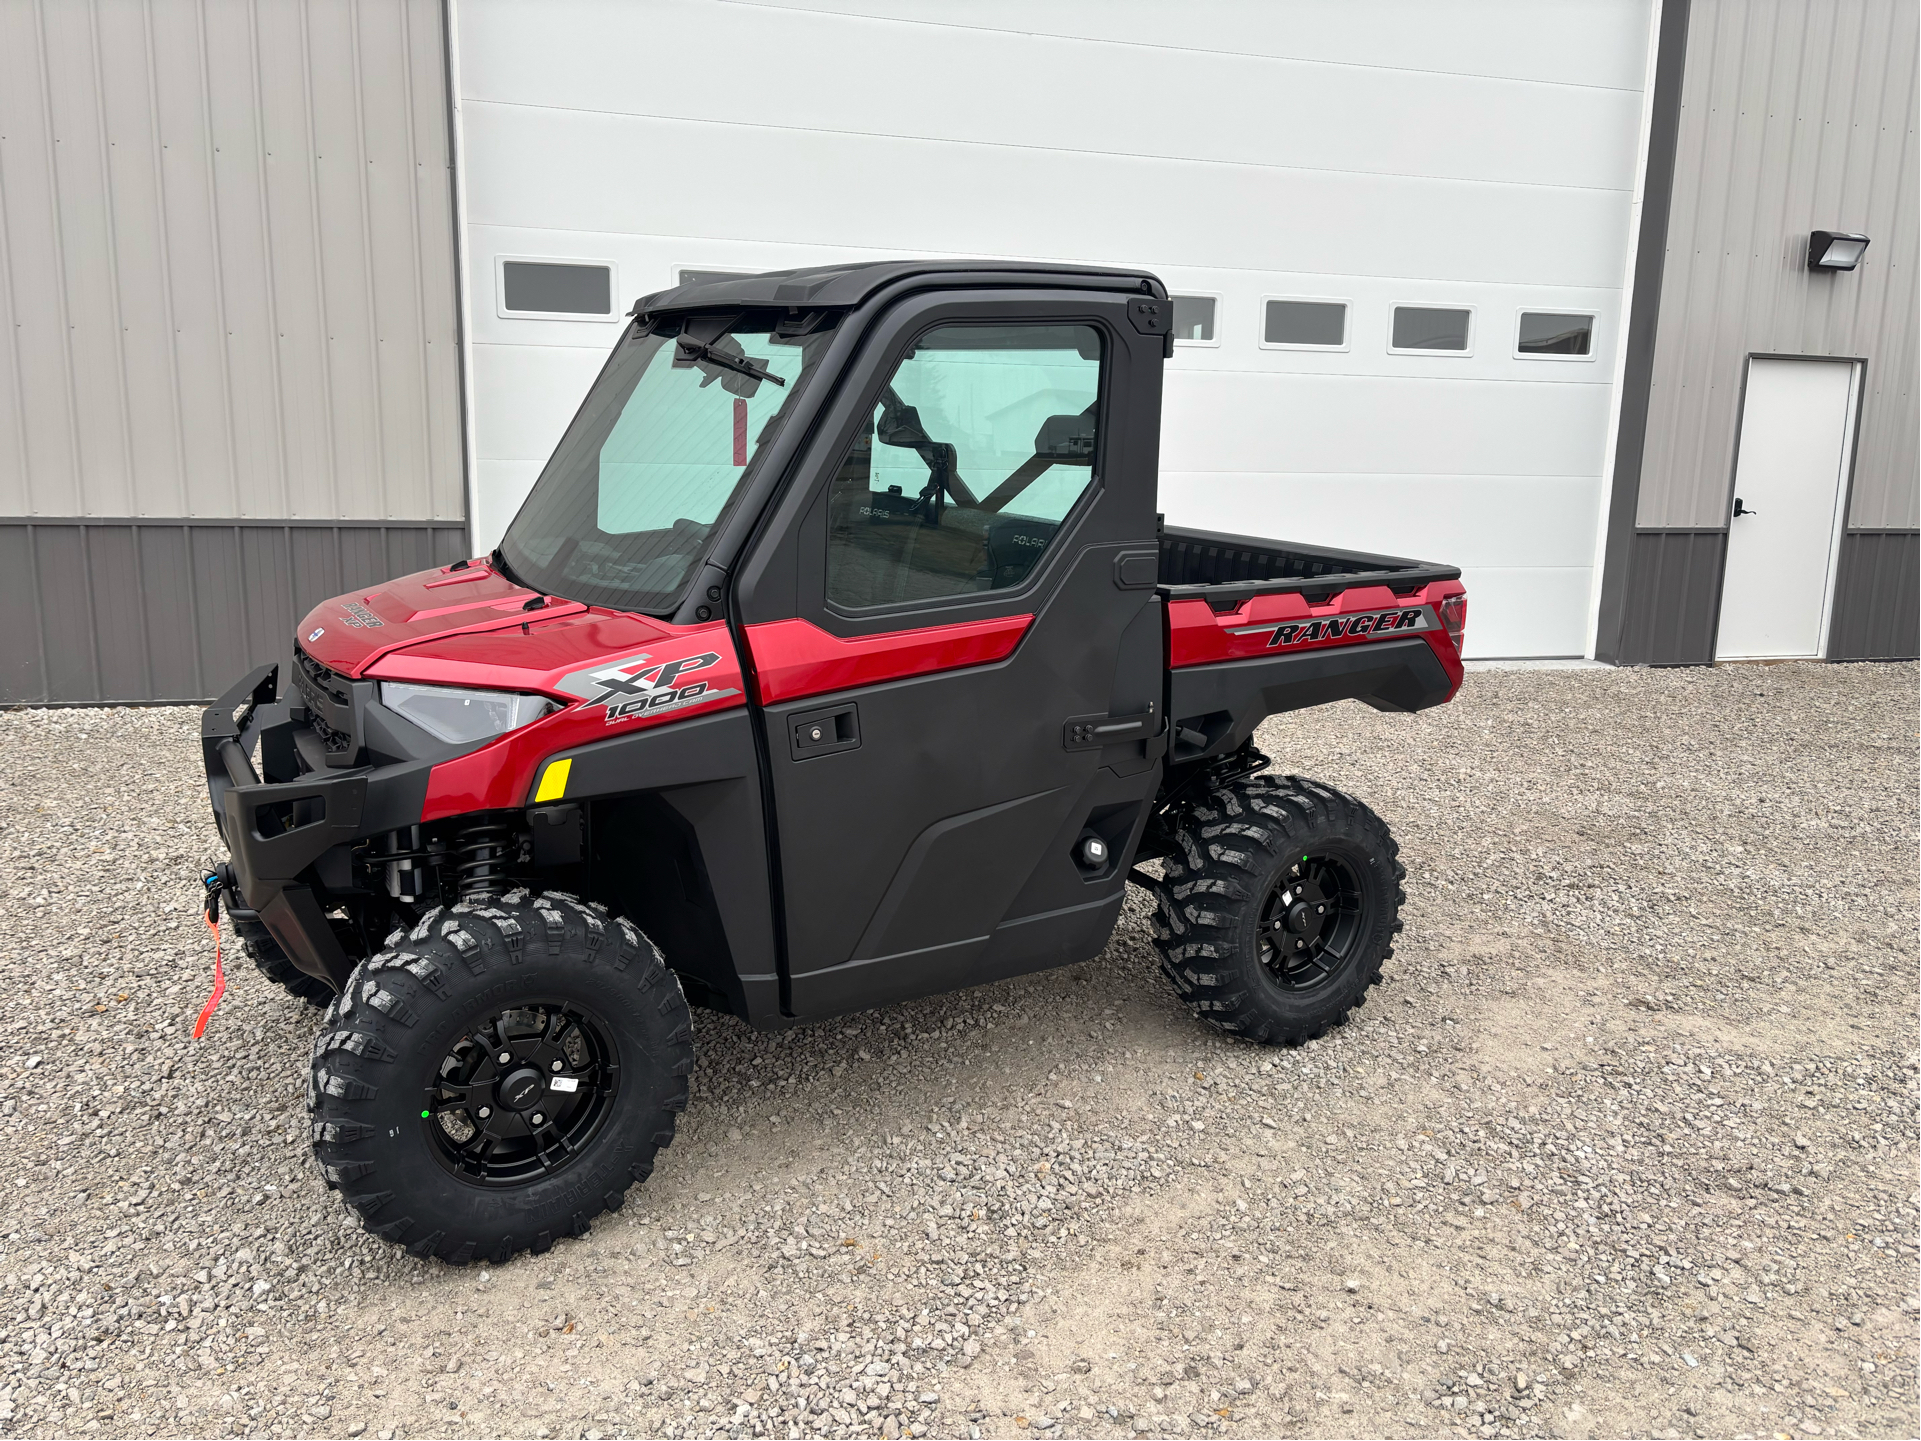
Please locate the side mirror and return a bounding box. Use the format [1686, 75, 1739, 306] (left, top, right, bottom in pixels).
[1032, 405, 1096, 464]
[875, 391, 934, 450]
[872, 387, 967, 514]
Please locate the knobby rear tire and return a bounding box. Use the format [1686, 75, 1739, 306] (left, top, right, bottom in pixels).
[306, 889, 694, 1265]
[1152, 774, 1405, 1045]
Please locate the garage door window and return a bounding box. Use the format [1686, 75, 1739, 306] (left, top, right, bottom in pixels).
[1171, 295, 1218, 345]
[1263, 299, 1348, 350]
[499, 259, 615, 319]
[826, 324, 1103, 608]
[1390, 306, 1473, 354]
[1516, 312, 1595, 358]
[676, 267, 752, 287]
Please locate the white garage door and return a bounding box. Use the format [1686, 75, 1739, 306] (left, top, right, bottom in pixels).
[453, 0, 1654, 657]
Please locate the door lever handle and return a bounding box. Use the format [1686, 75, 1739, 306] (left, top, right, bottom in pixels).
[1063, 707, 1161, 752]
[1732, 496, 1759, 517]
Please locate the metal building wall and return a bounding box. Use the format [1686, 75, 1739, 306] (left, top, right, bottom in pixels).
[1599, 0, 1919, 663]
[1636, 0, 1918, 531]
[0, 0, 465, 703]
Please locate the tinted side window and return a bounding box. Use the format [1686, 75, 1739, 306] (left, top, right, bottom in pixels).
[826, 325, 1102, 609]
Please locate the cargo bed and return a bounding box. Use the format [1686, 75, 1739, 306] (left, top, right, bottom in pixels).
[1158, 525, 1460, 608]
[1155, 525, 1467, 763]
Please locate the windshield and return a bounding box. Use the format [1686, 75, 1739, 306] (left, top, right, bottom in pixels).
[497, 315, 837, 612]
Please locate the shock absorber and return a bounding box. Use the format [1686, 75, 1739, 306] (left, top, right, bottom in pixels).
[453, 819, 516, 898]
[384, 825, 427, 900]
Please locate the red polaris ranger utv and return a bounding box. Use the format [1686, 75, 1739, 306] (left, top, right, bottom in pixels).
[200, 261, 1465, 1264]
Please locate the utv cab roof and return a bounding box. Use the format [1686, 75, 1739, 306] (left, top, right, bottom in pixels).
[630, 259, 1168, 319]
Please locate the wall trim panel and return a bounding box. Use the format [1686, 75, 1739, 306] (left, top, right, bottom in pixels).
[1827, 530, 1920, 661]
[1594, 0, 1693, 665]
[0, 519, 469, 704]
[1617, 528, 1725, 665]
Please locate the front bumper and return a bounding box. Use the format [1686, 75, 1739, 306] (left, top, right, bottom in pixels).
[201, 664, 435, 990]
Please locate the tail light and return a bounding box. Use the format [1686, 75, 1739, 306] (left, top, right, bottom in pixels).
[1438, 594, 1467, 653]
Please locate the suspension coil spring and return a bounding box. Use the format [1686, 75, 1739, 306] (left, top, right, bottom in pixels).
[453, 820, 516, 898]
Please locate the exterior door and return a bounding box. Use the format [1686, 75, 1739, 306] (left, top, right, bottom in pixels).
[733, 290, 1168, 1020]
[1716, 357, 1860, 660]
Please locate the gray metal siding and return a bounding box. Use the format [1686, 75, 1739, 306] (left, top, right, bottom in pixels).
[1618, 530, 1728, 664]
[1828, 529, 1920, 658]
[1635, 0, 1919, 531]
[0, 519, 469, 704]
[0, 0, 463, 522]
[1594, 0, 1694, 666]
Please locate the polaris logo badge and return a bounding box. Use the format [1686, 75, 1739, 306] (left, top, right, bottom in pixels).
[308, 627, 325, 642]
[561, 651, 742, 726]
[1229, 606, 1432, 649]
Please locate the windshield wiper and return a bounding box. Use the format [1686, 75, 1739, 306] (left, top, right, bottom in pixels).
[675, 337, 786, 388]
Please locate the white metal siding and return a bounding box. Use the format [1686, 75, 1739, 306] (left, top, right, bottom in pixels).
[0, 0, 463, 522]
[1636, 0, 1919, 531]
[457, 0, 1655, 655]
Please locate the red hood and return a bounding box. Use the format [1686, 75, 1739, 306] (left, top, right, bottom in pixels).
[298, 561, 687, 698]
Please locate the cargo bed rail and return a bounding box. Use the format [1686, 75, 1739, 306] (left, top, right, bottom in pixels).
[1157, 525, 1460, 609]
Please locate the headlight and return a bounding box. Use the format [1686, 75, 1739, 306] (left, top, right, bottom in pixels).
[378, 681, 557, 744]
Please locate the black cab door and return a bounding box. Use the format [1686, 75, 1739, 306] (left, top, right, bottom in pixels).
[733, 285, 1169, 1020]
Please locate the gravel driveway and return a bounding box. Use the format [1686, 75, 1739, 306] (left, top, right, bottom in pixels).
[0, 661, 1914, 1441]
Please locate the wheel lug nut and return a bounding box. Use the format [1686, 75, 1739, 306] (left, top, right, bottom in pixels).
[1316, 905, 1325, 914]
[550, 1059, 563, 1072]
[531, 1113, 545, 1126]
[497, 1050, 512, 1065]
[476, 1106, 491, 1120]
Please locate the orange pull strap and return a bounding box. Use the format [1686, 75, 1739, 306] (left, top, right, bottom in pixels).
[193, 911, 227, 1040]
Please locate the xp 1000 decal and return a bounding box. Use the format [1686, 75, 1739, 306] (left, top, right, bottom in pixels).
[1228, 605, 1433, 649]
[555, 650, 742, 725]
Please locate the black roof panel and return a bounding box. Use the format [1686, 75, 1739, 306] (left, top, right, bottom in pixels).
[631, 258, 1166, 317]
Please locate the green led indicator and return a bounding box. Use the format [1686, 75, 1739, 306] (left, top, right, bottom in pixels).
[420, 1110, 430, 1119]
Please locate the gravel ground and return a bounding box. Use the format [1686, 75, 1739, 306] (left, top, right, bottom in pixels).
[0, 661, 1914, 1441]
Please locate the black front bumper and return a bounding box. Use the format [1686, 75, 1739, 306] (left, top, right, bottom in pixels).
[202, 664, 435, 990]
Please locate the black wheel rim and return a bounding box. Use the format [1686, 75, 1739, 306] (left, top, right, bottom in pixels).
[1257, 852, 1369, 991]
[422, 1001, 618, 1187]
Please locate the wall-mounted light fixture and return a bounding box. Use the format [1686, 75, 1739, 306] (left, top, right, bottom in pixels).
[1807, 231, 1870, 271]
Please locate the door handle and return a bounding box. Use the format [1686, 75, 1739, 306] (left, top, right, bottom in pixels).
[788, 701, 860, 760]
[1064, 706, 1165, 757]
[1732, 496, 1759, 517]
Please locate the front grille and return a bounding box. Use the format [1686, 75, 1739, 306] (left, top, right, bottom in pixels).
[293, 645, 355, 756]
[295, 645, 351, 706]
[308, 709, 352, 755]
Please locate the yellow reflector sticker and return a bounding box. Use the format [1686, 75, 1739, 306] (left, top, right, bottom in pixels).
[533, 757, 572, 803]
